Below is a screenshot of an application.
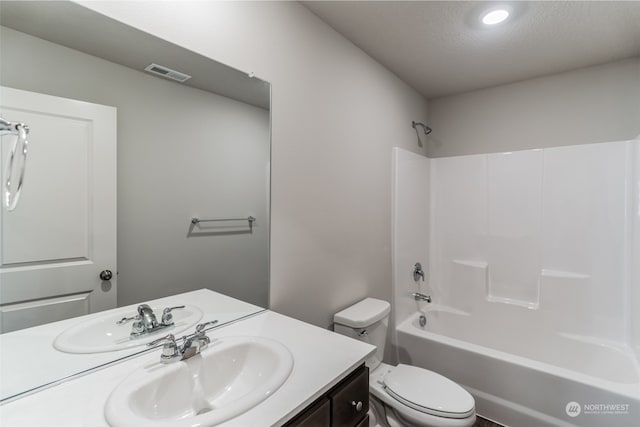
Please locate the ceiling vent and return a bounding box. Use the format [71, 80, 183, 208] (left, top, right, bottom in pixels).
[144, 63, 192, 82]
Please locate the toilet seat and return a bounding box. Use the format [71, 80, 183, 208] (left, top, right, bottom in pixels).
[383, 364, 475, 419]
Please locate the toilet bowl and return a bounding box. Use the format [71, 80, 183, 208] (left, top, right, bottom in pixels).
[369, 363, 475, 427]
[334, 298, 475, 427]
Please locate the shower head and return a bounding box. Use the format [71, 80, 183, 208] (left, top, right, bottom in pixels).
[412, 121, 432, 135]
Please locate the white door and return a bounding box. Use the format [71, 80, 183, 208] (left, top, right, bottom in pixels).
[0, 86, 117, 333]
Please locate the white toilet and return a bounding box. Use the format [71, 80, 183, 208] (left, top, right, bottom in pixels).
[334, 298, 476, 427]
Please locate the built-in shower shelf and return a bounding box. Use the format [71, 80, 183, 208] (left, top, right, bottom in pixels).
[540, 269, 590, 280]
[452, 259, 488, 269]
[486, 295, 539, 310]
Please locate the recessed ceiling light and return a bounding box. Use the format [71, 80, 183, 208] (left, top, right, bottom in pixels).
[482, 9, 510, 25]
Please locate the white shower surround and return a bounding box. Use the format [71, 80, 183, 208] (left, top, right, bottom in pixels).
[391, 142, 640, 426]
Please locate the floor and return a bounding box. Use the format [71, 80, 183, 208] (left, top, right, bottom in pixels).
[475, 416, 504, 427]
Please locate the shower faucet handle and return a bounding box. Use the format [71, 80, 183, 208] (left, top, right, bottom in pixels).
[413, 262, 425, 282]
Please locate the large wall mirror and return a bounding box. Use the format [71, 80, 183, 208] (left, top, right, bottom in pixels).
[0, 1, 270, 401]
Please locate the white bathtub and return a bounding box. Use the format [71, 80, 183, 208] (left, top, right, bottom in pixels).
[395, 309, 640, 427]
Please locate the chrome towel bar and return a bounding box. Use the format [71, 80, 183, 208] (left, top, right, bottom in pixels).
[191, 216, 256, 225]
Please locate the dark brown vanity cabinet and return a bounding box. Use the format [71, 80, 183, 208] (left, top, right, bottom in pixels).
[285, 364, 369, 427]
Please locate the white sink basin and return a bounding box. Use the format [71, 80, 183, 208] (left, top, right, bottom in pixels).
[53, 305, 203, 353]
[104, 336, 293, 427]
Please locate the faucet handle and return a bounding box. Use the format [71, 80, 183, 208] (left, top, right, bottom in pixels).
[413, 262, 425, 282]
[148, 333, 181, 363]
[147, 333, 177, 347]
[195, 320, 219, 334]
[163, 305, 185, 313]
[131, 318, 145, 335]
[161, 305, 185, 326]
[116, 314, 139, 325]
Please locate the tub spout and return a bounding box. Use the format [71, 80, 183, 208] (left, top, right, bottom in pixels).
[413, 292, 431, 303]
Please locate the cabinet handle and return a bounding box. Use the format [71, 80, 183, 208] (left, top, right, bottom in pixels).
[352, 400, 363, 413]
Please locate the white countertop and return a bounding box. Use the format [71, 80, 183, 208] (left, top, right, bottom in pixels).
[0, 289, 264, 402]
[0, 306, 375, 426]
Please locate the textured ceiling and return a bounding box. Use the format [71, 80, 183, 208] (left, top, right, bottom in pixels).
[303, 1, 640, 99]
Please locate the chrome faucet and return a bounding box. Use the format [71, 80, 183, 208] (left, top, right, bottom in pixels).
[117, 304, 186, 338]
[137, 304, 158, 329]
[412, 292, 432, 303]
[148, 320, 219, 363]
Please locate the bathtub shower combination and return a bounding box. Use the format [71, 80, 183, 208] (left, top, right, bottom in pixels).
[392, 141, 640, 427]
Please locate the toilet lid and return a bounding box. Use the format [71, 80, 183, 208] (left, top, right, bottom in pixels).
[383, 364, 475, 419]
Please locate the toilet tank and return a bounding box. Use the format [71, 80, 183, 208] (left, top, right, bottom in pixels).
[333, 298, 390, 370]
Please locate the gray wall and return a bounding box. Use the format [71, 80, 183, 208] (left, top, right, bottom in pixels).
[81, 1, 431, 328]
[0, 27, 270, 307]
[427, 57, 640, 157]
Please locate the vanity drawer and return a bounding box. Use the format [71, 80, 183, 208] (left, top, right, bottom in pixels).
[355, 415, 369, 427]
[286, 398, 331, 427]
[329, 365, 369, 426]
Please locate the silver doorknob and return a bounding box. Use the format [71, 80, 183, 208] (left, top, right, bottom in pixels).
[99, 270, 113, 281]
[352, 401, 363, 412]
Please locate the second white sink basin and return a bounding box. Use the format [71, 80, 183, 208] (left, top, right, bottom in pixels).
[53, 305, 203, 354]
[104, 336, 294, 427]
